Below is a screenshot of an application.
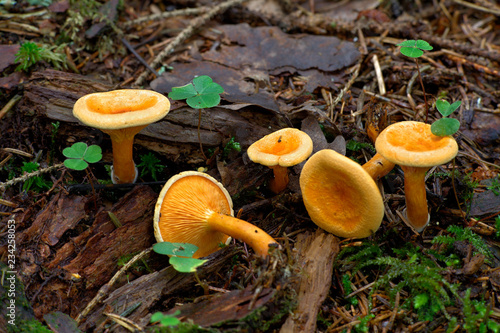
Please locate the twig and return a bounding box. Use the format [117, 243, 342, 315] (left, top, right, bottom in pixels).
[121, 37, 159, 77]
[123, 7, 209, 28]
[76, 247, 153, 324]
[0, 163, 64, 191]
[133, 0, 246, 87]
[453, 0, 500, 16]
[0, 95, 22, 121]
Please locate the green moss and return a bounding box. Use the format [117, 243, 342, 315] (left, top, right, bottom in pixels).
[7, 319, 52, 333]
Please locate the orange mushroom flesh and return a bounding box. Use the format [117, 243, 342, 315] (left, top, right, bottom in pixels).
[73, 89, 170, 184]
[300, 149, 385, 239]
[247, 128, 313, 193]
[375, 121, 458, 232]
[153, 171, 278, 258]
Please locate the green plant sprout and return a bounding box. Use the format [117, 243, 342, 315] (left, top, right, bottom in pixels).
[168, 75, 224, 161]
[137, 152, 165, 181]
[63, 142, 102, 207]
[222, 137, 242, 160]
[397, 39, 433, 123]
[15, 41, 66, 72]
[150, 310, 181, 327]
[153, 242, 209, 294]
[487, 176, 500, 196]
[431, 100, 461, 136]
[63, 142, 102, 170]
[21, 162, 52, 192]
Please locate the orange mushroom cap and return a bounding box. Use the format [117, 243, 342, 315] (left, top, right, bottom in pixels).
[73, 89, 170, 184]
[153, 171, 278, 258]
[300, 149, 385, 238]
[375, 121, 458, 168]
[247, 128, 313, 193]
[375, 121, 458, 232]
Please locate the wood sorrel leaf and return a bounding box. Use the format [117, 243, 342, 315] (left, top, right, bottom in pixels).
[84, 145, 102, 163]
[169, 256, 207, 273]
[153, 242, 198, 257]
[63, 142, 88, 159]
[431, 118, 460, 136]
[64, 158, 89, 171]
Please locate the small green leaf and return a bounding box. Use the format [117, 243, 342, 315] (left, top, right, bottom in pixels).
[414, 293, 429, 309]
[169, 256, 207, 273]
[64, 159, 89, 171]
[150, 312, 164, 323]
[84, 145, 102, 163]
[169, 75, 224, 109]
[168, 83, 197, 100]
[449, 100, 461, 113]
[397, 40, 419, 47]
[150, 311, 181, 327]
[186, 94, 221, 109]
[431, 118, 460, 136]
[63, 142, 88, 158]
[436, 100, 461, 117]
[160, 316, 181, 327]
[193, 75, 224, 95]
[153, 242, 199, 257]
[400, 47, 423, 58]
[415, 40, 433, 51]
[397, 39, 433, 58]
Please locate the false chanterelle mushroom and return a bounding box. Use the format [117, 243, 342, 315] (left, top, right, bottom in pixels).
[375, 121, 458, 232]
[73, 89, 170, 184]
[247, 128, 313, 193]
[153, 171, 279, 258]
[300, 149, 385, 238]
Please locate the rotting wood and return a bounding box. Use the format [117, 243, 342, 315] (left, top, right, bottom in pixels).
[19, 69, 274, 150]
[165, 286, 275, 327]
[79, 246, 241, 332]
[280, 228, 340, 333]
[22, 185, 158, 320]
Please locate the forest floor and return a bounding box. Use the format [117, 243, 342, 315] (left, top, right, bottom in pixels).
[1, 0, 500, 332]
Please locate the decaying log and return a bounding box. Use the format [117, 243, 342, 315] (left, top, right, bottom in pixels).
[17, 185, 158, 320]
[19, 69, 274, 151]
[280, 228, 340, 333]
[166, 286, 275, 327]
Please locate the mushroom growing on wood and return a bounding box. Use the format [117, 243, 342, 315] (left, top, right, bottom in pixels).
[247, 128, 313, 193]
[375, 121, 458, 232]
[300, 149, 385, 238]
[153, 171, 278, 258]
[73, 89, 170, 184]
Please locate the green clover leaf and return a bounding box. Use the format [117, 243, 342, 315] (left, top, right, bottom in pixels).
[431, 118, 460, 136]
[153, 242, 199, 257]
[397, 39, 433, 58]
[169, 256, 208, 273]
[436, 100, 461, 117]
[168, 75, 224, 109]
[63, 142, 102, 171]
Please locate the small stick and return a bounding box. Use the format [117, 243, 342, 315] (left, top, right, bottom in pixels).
[0, 95, 22, 121]
[76, 247, 153, 324]
[134, 0, 246, 87]
[372, 54, 386, 95]
[0, 163, 64, 191]
[123, 7, 209, 28]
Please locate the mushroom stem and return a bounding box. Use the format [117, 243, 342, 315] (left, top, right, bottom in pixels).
[207, 213, 278, 258]
[362, 153, 395, 181]
[401, 165, 430, 232]
[104, 125, 146, 184]
[269, 165, 289, 194]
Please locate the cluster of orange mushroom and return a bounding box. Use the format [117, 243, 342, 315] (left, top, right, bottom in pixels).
[73, 89, 458, 259]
